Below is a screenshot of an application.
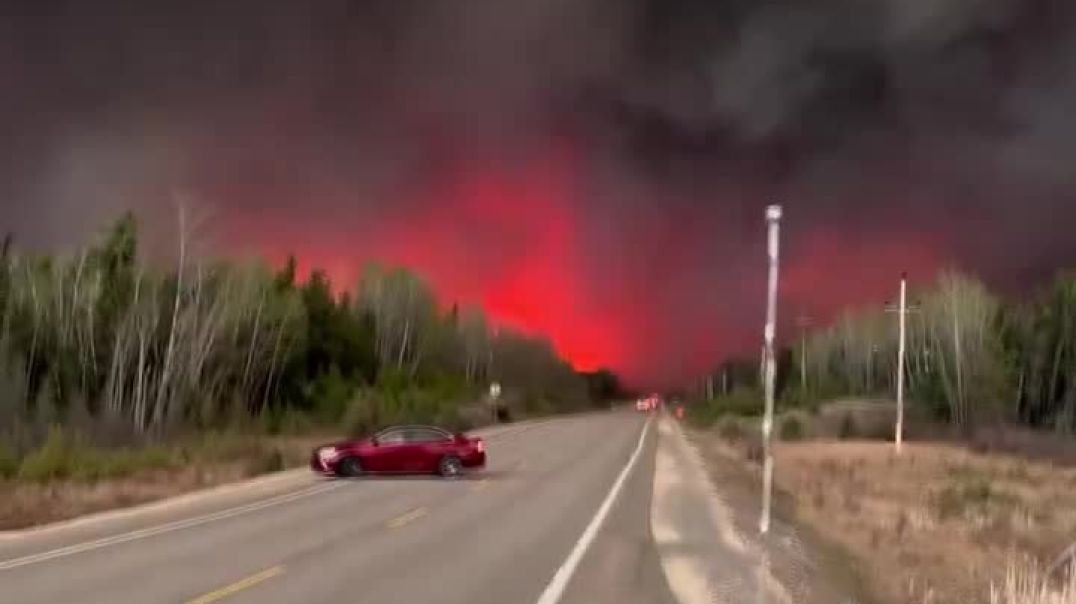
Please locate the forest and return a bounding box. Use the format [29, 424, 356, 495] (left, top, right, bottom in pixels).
[703, 271, 1076, 436]
[0, 213, 620, 463]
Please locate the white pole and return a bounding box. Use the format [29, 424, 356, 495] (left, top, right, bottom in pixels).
[896, 273, 907, 453]
[760, 204, 782, 535]
[800, 330, 808, 392]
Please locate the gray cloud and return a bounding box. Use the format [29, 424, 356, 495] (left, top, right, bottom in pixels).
[1, 0, 1074, 384]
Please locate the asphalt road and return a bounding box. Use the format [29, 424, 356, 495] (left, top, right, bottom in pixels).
[0, 411, 678, 604]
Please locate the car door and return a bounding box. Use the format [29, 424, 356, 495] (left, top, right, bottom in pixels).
[365, 428, 408, 472]
[403, 428, 454, 473]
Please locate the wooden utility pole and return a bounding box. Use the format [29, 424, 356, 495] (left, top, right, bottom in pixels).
[796, 315, 813, 393]
[896, 274, 908, 452]
[886, 274, 918, 453]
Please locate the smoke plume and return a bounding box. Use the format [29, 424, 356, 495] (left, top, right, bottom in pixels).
[2, 0, 1074, 385]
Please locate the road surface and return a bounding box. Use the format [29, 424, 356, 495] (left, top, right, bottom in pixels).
[0, 411, 678, 604]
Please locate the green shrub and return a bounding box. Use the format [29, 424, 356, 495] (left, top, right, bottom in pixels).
[343, 389, 381, 437]
[718, 388, 764, 417]
[18, 426, 76, 482]
[311, 366, 356, 423]
[780, 416, 805, 441]
[261, 404, 321, 436]
[0, 443, 19, 479]
[20, 430, 179, 483]
[689, 388, 763, 427]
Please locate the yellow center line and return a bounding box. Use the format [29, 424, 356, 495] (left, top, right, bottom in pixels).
[386, 507, 428, 529]
[184, 565, 284, 604]
[471, 479, 490, 492]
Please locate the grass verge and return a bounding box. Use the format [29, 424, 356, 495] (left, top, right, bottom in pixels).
[0, 431, 332, 531]
[697, 425, 1076, 604]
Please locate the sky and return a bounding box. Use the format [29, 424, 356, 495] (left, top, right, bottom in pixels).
[2, 0, 1075, 387]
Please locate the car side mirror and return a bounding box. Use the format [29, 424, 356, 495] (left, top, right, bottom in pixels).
[371, 437, 380, 447]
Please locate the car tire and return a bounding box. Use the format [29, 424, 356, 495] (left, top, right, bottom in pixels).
[438, 455, 463, 479]
[337, 456, 363, 478]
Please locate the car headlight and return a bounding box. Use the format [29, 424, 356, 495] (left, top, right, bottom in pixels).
[318, 447, 339, 464]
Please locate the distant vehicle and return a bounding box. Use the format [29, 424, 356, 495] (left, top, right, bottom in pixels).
[636, 396, 660, 412]
[311, 425, 486, 478]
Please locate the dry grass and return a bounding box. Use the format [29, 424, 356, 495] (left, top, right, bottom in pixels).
[769, 440, 1076, 604]
[0, 434, 328, 531]
[0, 464, 249, 529]
[990, 562, 1076, 604]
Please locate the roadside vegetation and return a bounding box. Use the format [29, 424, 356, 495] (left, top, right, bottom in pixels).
[687, 270, 1076, 603]
[0, 212, 622, 527]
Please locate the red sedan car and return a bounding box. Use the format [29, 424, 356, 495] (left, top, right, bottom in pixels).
[311, 425, 486, 478]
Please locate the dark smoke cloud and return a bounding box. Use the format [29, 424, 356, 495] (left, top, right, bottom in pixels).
[1, 0, 1074, 385]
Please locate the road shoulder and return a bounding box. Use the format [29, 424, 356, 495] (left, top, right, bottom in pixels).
[652, 416, 795, 604]
[0, 421, 544, 556]
[679, 423, 869, 604]
[559, 417, 678, 604]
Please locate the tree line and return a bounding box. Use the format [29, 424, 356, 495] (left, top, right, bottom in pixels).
[700, 271, 1076, 435]
[0, 214, 620, 452]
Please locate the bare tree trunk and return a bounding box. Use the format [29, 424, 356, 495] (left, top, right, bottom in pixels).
[1048, 325, 1066, 409]
[24, 267, 40, 403]
[154, 205, 187, 434]
[262, 317, 288, 411]
[397, 314, 411, 370]
[241, 292, 265, 397]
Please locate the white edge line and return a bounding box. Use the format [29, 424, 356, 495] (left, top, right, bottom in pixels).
[0, 482, 342, 572]
[534, 418, 651, 604]
[0, 416, 553, 542]
[0, 468, 312, 541]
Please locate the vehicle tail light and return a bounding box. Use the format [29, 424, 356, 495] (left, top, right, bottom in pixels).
[475, 439, 485, 453]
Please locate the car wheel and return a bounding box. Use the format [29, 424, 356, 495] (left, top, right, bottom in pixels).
[337, 457, 363, 478]
[438, 455, 463, 479]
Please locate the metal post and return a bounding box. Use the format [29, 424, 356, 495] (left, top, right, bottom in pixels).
[895, 273, 907, 453]
[760, 204, 782, 535]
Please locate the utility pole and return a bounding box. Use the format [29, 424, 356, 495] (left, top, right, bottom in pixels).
[760, 204, 782, 535]
[885, 274, 918, 454]
[953, 301, 964, 427]
[795, 315, 813, 394]
[896, 274, 908, 453]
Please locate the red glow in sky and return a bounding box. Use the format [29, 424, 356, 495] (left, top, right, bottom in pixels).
[781, 229, 945, 320]
[231, 146, 625, 374]
[225, 150, 954, 387]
